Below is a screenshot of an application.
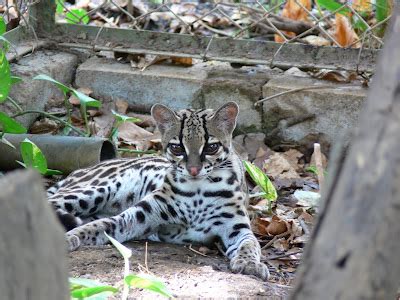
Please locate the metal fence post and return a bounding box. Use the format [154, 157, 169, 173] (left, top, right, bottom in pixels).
[28, 0, 56, 36]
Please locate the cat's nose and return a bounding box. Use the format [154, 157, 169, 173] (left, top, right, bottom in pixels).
[188, 166, 201, 177]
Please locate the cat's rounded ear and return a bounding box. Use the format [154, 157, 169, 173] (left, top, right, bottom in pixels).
[151, 104, 179, 134]
[211, 102, 239, 134]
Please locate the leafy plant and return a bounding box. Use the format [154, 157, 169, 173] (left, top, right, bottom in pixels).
[70, 278, 118, 300]
[305, 165, 328, 176]
[243, 161, 277, 213]
[104, 232, 173, 299]
[18, 138, 62, 175]
[56, 0, 65, 14]
[0, 112, 27, 133]
[125, 274, 174, 299]
[66, 9, 90, 25]
[33, 74, 101, 135]
[316, 0, 350, 15]
[110, 110, 141, 142]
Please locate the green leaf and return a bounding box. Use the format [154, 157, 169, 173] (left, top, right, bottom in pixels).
[111, 110, 141, 123]
[10, 76, 22, 85]
[376, 0, 390, 23]
[0, 50, 11, 102]
[0, 112, 27, 133]
[56, 0, 65, 14]
[20, 138, 48, 174]
[45, 168, 63, 176]
[316, 0, 350, 15]
[70, 278, 118, 300]
[71, 89, 101, 108]
[125, 274, 174, 298]
[104, 231, 132, 259]
[33, 74, 71, 94]
[243, 161, 277, 202]
[71, 286, 118, 299]
[66, 9, 90, 25]
[0, 16, 6, 35]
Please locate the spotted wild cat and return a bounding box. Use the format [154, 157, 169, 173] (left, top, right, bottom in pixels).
[48, 102, 269, 280]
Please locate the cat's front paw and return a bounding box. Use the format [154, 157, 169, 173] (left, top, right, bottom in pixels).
[230, 257, 270, 280]
[66, 233, 80, 252]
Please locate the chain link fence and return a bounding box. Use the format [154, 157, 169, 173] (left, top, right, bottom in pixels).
[54, 1, 390, 49]
[0, 1, 392, 72]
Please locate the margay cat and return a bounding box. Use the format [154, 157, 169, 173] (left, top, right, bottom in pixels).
[48, 102, 269, 280]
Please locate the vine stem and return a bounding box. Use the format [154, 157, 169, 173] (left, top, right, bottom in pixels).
[11, 110, 87, 136]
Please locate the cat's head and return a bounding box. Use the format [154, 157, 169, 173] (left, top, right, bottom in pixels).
[151, 102, 239, 178]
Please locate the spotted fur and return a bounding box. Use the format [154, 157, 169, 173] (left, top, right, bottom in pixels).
[49, 102, 269, 280]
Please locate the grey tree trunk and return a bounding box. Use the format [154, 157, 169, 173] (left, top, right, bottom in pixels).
[0, 170, 69, 300]
[290, 7, 400, 300]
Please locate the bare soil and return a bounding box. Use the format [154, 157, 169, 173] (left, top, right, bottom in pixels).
[69, 241, 290, 299]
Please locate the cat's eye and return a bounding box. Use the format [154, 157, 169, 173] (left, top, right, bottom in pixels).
[169, 144, 184, 156]
[204, 143, 220, 155]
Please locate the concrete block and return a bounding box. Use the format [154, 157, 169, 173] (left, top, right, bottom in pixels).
[6, 50, 78, 127]
[75, 57, 281, 131]
[262, 75, 367, 149]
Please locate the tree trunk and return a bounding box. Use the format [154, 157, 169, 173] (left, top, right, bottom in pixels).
[0, 170, 69, 300]
[290, 7, 400, 300]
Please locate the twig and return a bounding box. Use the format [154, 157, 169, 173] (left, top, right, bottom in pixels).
[144, 241, 149, 272]
[188, 244, 208, 257]
[11, 110, 86, 136]
[313, 143, 325, 192]
[264, 250, 302, 261]
[261, 231, 291, 250]
[254, 85, 361, 107]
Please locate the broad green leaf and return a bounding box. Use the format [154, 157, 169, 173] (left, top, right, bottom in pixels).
[10, 76, 22, 85]
[66, 9, 90, 25]
[70, 278, 106, 288]
[316, 0, 350, 15]
[125, 274, 173, 298]
[20, 138, 47, 174]
[111, 110, 141, 123]
[71, 286, 118, 299]
[33, 74, 71, 94]
[104, 231, 132, 259]
[0, 50, 11, 102]
[71, 89, 101, 108]
[243, 161, 277, 202]
[56, 0, 65, 14]
[45, 168, 63, 176]
[376, 0, 390, 23]
[0, 16, 6, 35]
[0, 112, 27, 133]
[352, 15, 368, 32]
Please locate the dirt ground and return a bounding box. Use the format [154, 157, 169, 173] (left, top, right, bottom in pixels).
[69, 241, 290, 299]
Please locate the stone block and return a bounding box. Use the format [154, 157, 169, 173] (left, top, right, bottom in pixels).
[262, 75, 367, 150]
[75, 57, 280, 131]
[5, 51, 78, 127]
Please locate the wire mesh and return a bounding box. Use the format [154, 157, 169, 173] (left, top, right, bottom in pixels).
[54, 0, 391, 50]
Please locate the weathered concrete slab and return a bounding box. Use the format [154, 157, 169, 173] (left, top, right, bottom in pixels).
[262, 75, 367, 150]
[75, 57, 280, 132]
[6, 50, 78, 127]
[0, 170, 69, 300]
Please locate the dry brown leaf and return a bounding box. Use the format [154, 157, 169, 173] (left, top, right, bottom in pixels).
[171, 56, 193, 66]
[273, 238, 290, 251]
[29, 118, 59, 134]
[257, 215, 288, 236]
[264, 152, 300, 179]
[312, 69, 358, 83]
[115, 99, 129, 114]
[275, 0, 311, 42]
[335, 14, 360, 48]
